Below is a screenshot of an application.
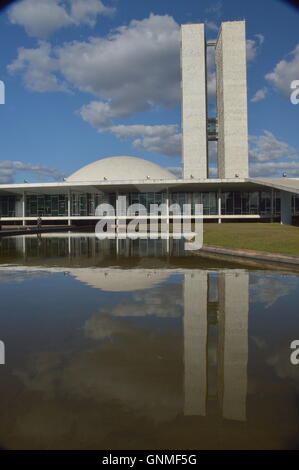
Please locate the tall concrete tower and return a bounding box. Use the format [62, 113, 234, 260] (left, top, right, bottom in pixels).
[181, 20, 249, 179]
[181, 24, 208, 179]
[215, 21, 249, 178]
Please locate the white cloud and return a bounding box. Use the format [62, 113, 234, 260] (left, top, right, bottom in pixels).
[251, 87, 268, 102]
[58, 14, 181, 114]
[9, 14, 182, 117]
[70, 0, 114, 26]
[206, 46, 217, 99]
[265, 44, 299, 97]
[249, 130, 298, 162]
[79, 101, 182, 157]
[8, 0, 71, 37]
[8, 0, 115, 37]
[7, 13, 267, 160]
[8, 41, 68, 92]
[166, 166, 182, 178]
[0, 161, 64, 183]
[110, 124, 182, 158]
[205, 21, 218, 32]
[79, 100, 122, 128]
[249, 161, 299, 177]
[246, 34, 264, 62]
[249, 130, 299, 177]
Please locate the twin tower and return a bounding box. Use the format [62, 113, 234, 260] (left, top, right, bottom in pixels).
[181, 21, 249, 179]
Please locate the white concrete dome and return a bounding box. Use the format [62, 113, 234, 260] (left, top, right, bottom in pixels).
[67, 156, 175, 182]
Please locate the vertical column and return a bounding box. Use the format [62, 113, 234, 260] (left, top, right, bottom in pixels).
[218, 271, 249, 421]
[215, 21, 249, 178]
[22, 191, 26, 226]
[116, 192, 126, 237]
[218, 189, 222, 224]
[68, 233, 71, 256]
[68, 189, 71, 226]
[280, 191, 292, 225]
[181, 24, 208, 179]
[184, 271, 208, 416]
[166, 189, 170, 253]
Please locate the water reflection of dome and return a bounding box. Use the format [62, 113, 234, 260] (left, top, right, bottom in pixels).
[70, 269, 170, 292]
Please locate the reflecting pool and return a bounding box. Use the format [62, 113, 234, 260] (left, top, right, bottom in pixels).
[0, 234, 299, 449]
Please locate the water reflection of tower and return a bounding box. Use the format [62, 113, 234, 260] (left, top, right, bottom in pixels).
[184, 270, 249, 421]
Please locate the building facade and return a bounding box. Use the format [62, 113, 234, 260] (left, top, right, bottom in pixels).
[0, 21, 298, 226]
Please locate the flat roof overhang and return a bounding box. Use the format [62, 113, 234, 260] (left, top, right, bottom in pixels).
[1, 177, 299, 194]
[246, 177, 299, 195]
[0, 178, 258, 194]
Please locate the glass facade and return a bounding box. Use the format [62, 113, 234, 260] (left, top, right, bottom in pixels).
[171, 192, 218, 215]
[71, 193, 116, 216]
[128, 192, 166, 212]
[221, 191, 281, 216]
[0, 189, 298, 219]
[0, 195, 17, 217]
[25, 194, 68, 217]
[293, 195, 299, 215]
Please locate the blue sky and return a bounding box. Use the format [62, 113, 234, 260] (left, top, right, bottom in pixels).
[0, 0, 298, 183]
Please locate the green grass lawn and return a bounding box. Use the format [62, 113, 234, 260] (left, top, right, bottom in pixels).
[203, 223, 299, 256]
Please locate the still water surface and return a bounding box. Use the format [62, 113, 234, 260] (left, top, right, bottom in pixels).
[0, 233, 299, 449]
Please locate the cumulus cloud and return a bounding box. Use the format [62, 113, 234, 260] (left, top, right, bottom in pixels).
[59, 14, 181, 114]
[249, 161, 299, 177]
[0, 160, 64, 183]
[8, 0, 71, 37]
[110, 125, 182, 158]
[9, 14, 181, 118]
[69, 0, 114, 26]
[249, 130, 298, 162]
[265, 44, 299, 97]
[8, 41, 68, 92]
[249, 130, 299, 177]
[8, 0, 115, 37]
[251, 87, 268, 102]
[246, 34, 264, 62]
[7, 13, 265, 159]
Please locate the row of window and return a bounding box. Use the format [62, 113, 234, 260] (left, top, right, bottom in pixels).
[0, 191, 299, 217]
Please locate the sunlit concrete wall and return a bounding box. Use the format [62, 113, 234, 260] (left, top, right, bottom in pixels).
[181, 24, 208, 179]
[216, 21, 249, 179]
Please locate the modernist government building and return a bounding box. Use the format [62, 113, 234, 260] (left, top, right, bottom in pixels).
[1, 20, 299, 226]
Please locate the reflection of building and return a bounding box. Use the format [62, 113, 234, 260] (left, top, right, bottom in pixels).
[0, 22, 299, 225]
[4, 233, 185, 258]
[0, 256, 248, 421]
[184, 271, 208, 416]
[184, 270, 249, 421]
